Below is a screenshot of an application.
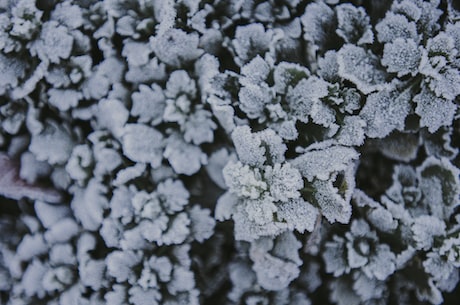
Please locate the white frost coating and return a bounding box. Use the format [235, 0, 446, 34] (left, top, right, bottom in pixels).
[337, 44, 388, 94]
[292, 145, 359, 181]
[121, 124, 164, 168]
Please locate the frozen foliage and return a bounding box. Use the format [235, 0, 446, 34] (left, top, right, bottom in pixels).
[337, 44, 388, 94]
[1, 1, 460, 305]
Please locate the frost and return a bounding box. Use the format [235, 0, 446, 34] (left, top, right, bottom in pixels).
[97, 99, 129, 138]
[71, 179, 108, 231]
[223, 161, 267, 200]
[164, 135, 207, 175]
[232, 23, 272, 66]
[28, 21, 74, 64]
[337, 44, 388, 94]
[183, 109, 217, 145]
[16, 234, 47, 261]
[286, 76, 329, 123]
[106, 250, 142, 283]
[34, 201, 70, 229]
[238, 82, 273, 120]
[188, 205, 215, 243]
[313, 178, 352, 224]
[151, 29, 203, 67]
[19, 151, 52, 184]
[121, 124, 164, 168]
[323, 236, 349, 276]
[47, 89, 82, 112]
[411, 216, 446, 251]
[414, 87, 457, 133]
[300, 2, 336, 52]
[131, 84, 166, 126]
[249, 233, 301, 290]
[122, 40, 151, 67]
[425, 67, 460, 102]
[360, 89, 411, 138]
[336, 116, 366, 146]
[277, 198, 319, 233]
[273, 61, 310, 94]
[44, 218, 79, 244]
[232, 125, 286, 167]
[205, 148, 235, 189]
[417, 157, 460, 218]
[382, 38, 422, 77]
[0, 54, 26, 94]
[335, 4, 373, 45]
[375, 12, 419, 44]
[50, 2, 84, 30]
[265, 163, 302, 202]
[292, 145, 359, 182]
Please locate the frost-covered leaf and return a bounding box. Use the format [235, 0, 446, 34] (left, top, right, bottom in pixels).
[323, 236, 349, 276]
[0, 54, 26, 94]
[360, 89, 411, 138]
[131, 84, 166, 126]
[392, 0, 422, 22]
[188, 205, 215, 243]
[231, 125, 286, 167]
[363, 244, 396, 281]
[335, 3, 373, 45]
[292, 145, 359, 182]
[50, 2, 84, 30]
[35, 200, 70, 229]
[121, 124, 164, 168]
[106, 250, 141, 283]
[300, 2, 336, 52]
[417, 157, 460, 218]
[336, 116, 366, 146]
[240, 55, 271, 86]
[277, 198, 319, 233]
[223, 161, 267, 200]
[313, 179, 352, 224]
[233, 200, 288, 241]
[183, 109, 217, 145]
[44, 218, 79, 244]
[411, 215, 446, 250]
[375, 12, 419, 44]
[122, 40, 151, 67]
[238, 82, 273, 120]
[370, 131, 420, 162]
[113, 163, 146, 187]
[161, 212, 191, 245]
[318, 50, 339, 83]
[29, 21, 74, 63]
[97, 99, 129, 138]
[414, 87, 457, 133]
[21, 259, 47, 297]
[151, 29, 203, 67]
[382, 38, 422, 77]
[273, 61, 310, 94]
[264, 162, 302, 202]
[286, 76, 329, 123]
[16, 234, 48, 261]
[425, 67, 460, 101]
[48, 89, 82, 112]
[205, 148, 235, 189]
[164, 135, 207, 175]
[232, 23, 272, 65]
[337, 44, 388, 94]
[71, 178, 108, 231]
[215, 191, 239, 221]
[249, 235, 301, 290]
